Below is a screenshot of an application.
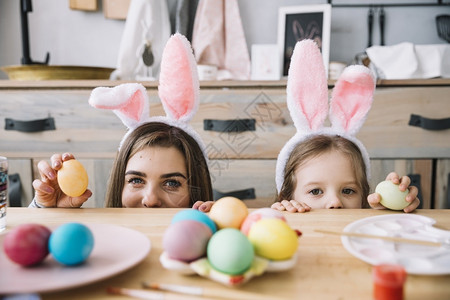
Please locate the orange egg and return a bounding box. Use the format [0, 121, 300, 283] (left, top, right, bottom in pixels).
[209, 197, 248, 229]
[57, 160, 88, 197]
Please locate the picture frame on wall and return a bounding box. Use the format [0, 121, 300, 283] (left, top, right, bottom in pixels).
[277, 4, 331, 78]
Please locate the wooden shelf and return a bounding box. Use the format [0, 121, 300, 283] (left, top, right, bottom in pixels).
[0, 78, 449, 90]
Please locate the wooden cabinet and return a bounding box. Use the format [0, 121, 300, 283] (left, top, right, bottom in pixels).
[0, 79, 449, 208]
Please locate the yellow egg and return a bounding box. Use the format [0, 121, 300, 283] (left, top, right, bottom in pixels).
[209, 197, 248, 229]
[57, 160, 88, 197]
[248, 218, 298, 261]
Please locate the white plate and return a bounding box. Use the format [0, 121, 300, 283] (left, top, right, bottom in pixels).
[341, 214, 450, 275]
[0, 223, 151, 294]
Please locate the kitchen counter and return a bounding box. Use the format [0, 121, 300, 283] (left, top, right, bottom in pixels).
[1, 208, 450, 300]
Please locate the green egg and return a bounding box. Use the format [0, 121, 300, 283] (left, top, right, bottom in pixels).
[207, 228, 254, 275]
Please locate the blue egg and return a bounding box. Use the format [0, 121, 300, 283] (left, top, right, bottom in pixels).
[49, 223, 94, 266]
[171, 209, 217, 234]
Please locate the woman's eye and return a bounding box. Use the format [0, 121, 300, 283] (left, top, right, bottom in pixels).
[164, 179, 182, 189]
[309, 188, 323, 196]
[127, 177, 144, 185]
[342, 188, 356, 195]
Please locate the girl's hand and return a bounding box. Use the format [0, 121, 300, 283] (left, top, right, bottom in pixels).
[271, 200, 311, 213]
[368, 172, 420, 213]
[192, 200, 215, 212]
[32, 153, 92, 208]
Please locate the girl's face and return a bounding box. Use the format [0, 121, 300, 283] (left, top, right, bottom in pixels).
[121, 146, 190, 208]
[292, 150, 362, 209]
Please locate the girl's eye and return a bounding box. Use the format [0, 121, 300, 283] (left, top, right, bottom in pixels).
[309, 188, 323, 196]
[342, 188, 356, 195]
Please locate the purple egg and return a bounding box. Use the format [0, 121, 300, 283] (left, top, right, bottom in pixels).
[162, 220, 212, 262]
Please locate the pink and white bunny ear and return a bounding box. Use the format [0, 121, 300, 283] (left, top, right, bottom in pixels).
[89, 83, 150, 130]
[329, 65, 376, 136]
[286, 39, 329, 133]
[276, 39, 330, 192]
[158, 33, 199, 123]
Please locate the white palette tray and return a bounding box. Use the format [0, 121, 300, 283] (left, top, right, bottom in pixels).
[341, 214, 450, 275]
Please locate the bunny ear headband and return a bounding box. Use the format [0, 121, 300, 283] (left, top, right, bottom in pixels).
[275, 39, 376, 193]
[88, 33, 207, 161]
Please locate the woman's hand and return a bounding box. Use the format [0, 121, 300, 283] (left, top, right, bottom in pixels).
[368, 172, 420, 213]
[32, 153, 92, 208]
[271, 200, 311, 213]
[192, 200, 215, 212]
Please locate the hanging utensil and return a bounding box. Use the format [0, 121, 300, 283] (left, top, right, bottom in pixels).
[352, 7, 375, 67]
[436, 14, 450, 43]
[367, 6, 374, 48]
[379, 6, 386, 46]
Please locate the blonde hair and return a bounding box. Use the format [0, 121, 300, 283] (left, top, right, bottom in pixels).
[105, 122, 213, 207]
[277, 135, 370, 207]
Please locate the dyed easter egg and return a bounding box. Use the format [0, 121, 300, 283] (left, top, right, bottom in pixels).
[163, 220, 212, 262]
[3, 223, 51, 266]
[49, 223, 94, 266]
[376, 181, 409, 210]
[207, 228, 254, 275]
[57, 160, 88, 197]
[171, 209, 216, 234]
[248, 218, 298, 261]
[209, 197, 248, 229]
[241, 207, 286, 235]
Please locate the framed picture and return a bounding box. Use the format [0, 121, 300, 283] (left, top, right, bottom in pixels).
[277, 4, 331, 78]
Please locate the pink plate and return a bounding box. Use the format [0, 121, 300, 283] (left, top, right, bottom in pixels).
[0, 223, 151, 294]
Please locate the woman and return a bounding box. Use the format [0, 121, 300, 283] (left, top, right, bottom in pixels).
[30, 33, 214, 212]
[31, 122, 214, 211]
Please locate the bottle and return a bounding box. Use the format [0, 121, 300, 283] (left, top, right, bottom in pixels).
[373, 264, 407, 300]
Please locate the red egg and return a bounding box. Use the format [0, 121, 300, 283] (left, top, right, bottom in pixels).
[3, 223, 51, 266]
[162, 220, 212, 262]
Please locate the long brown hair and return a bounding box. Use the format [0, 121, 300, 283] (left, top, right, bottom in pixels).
[105, 122, 213, 207]
[277, 135, 370, 207]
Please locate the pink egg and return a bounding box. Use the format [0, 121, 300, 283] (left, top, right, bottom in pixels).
[162, 220, 212, 262]
[3, 223, 51, 266]
[241, 208, 286, 235]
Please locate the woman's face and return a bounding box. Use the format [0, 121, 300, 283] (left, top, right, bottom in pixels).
[292, 150, 362, 209]
[121, 146, 190, 208]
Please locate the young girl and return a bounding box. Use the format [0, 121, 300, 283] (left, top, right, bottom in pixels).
[271, 39, 420, 213]
[271, 135, 419, 213]
[30, 33, 215, 212]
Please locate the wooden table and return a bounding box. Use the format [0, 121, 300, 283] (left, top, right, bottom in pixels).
[2, 208, 450, 300]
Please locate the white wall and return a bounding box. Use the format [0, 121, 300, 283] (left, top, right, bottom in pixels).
[0, 0, 448, 79]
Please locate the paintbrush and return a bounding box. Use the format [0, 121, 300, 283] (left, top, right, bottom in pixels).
[107, 286, 201, 300]
[142, 282, 285, 300]
[315, 229, 444, 247]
